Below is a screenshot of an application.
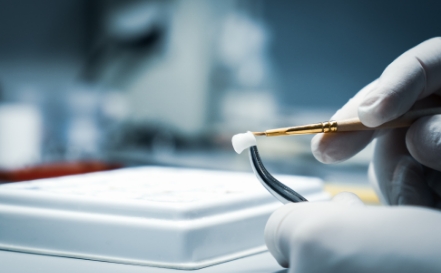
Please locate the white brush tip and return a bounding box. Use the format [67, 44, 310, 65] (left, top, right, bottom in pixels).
[231, 131, 257, 154]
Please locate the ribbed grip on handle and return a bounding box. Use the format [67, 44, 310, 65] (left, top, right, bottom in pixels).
[265, 120, 338, 136]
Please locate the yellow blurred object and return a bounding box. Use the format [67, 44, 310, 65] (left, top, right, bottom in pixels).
[324, 184, 380, 205]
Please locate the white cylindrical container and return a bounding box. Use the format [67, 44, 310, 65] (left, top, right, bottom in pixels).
[0, 104, 42, 169]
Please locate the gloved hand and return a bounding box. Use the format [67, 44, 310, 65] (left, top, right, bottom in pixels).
[264, 192, 441, 273]
[264, 38, 441, 272]
[311, 37, 441, 206]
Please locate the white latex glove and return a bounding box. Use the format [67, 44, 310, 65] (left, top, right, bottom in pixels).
[264, 38, 441, 272]
[265, 194, 441, 273]
[311, 37, 441, 206]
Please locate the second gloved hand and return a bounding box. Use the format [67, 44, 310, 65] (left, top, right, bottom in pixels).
[265, 193, 441, 273]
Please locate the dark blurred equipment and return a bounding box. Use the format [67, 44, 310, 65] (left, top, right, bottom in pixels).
[79, 1, 166, 83]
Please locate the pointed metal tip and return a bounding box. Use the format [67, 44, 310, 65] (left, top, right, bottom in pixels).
[252, 131, 266, 136]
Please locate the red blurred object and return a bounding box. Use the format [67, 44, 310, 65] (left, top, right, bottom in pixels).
[0, 161, 122, 182]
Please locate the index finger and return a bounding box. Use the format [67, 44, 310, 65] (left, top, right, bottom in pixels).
[358, 37, 441, 127]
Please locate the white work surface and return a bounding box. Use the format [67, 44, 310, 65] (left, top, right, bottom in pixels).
[0, 167, 325, 272]
[0, 250, 286, 273]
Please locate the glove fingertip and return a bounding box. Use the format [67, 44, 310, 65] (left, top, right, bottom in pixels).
[332, 192, 365, 207]
[311, 134, 338, 164]
[264, 203, 297, 268]
[405, 116, 441, 172]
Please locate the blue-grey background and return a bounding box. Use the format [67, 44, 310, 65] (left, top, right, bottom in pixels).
[264, 0, 441, 107]
[0, 0, 440, 178]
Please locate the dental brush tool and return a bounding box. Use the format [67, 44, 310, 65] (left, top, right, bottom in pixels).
[231, 107, 441, 204]
[251, 107, 441, 137]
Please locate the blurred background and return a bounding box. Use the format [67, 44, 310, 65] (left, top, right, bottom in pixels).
[0, 0, 440, 191]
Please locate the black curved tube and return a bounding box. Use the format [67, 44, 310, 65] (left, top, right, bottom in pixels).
[249, 146, 308, 203]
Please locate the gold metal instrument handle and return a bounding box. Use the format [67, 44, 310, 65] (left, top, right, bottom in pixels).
[264, 120, 337, 136]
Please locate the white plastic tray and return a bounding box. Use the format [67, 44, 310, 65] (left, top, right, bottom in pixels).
[0, 167, 329, 269]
